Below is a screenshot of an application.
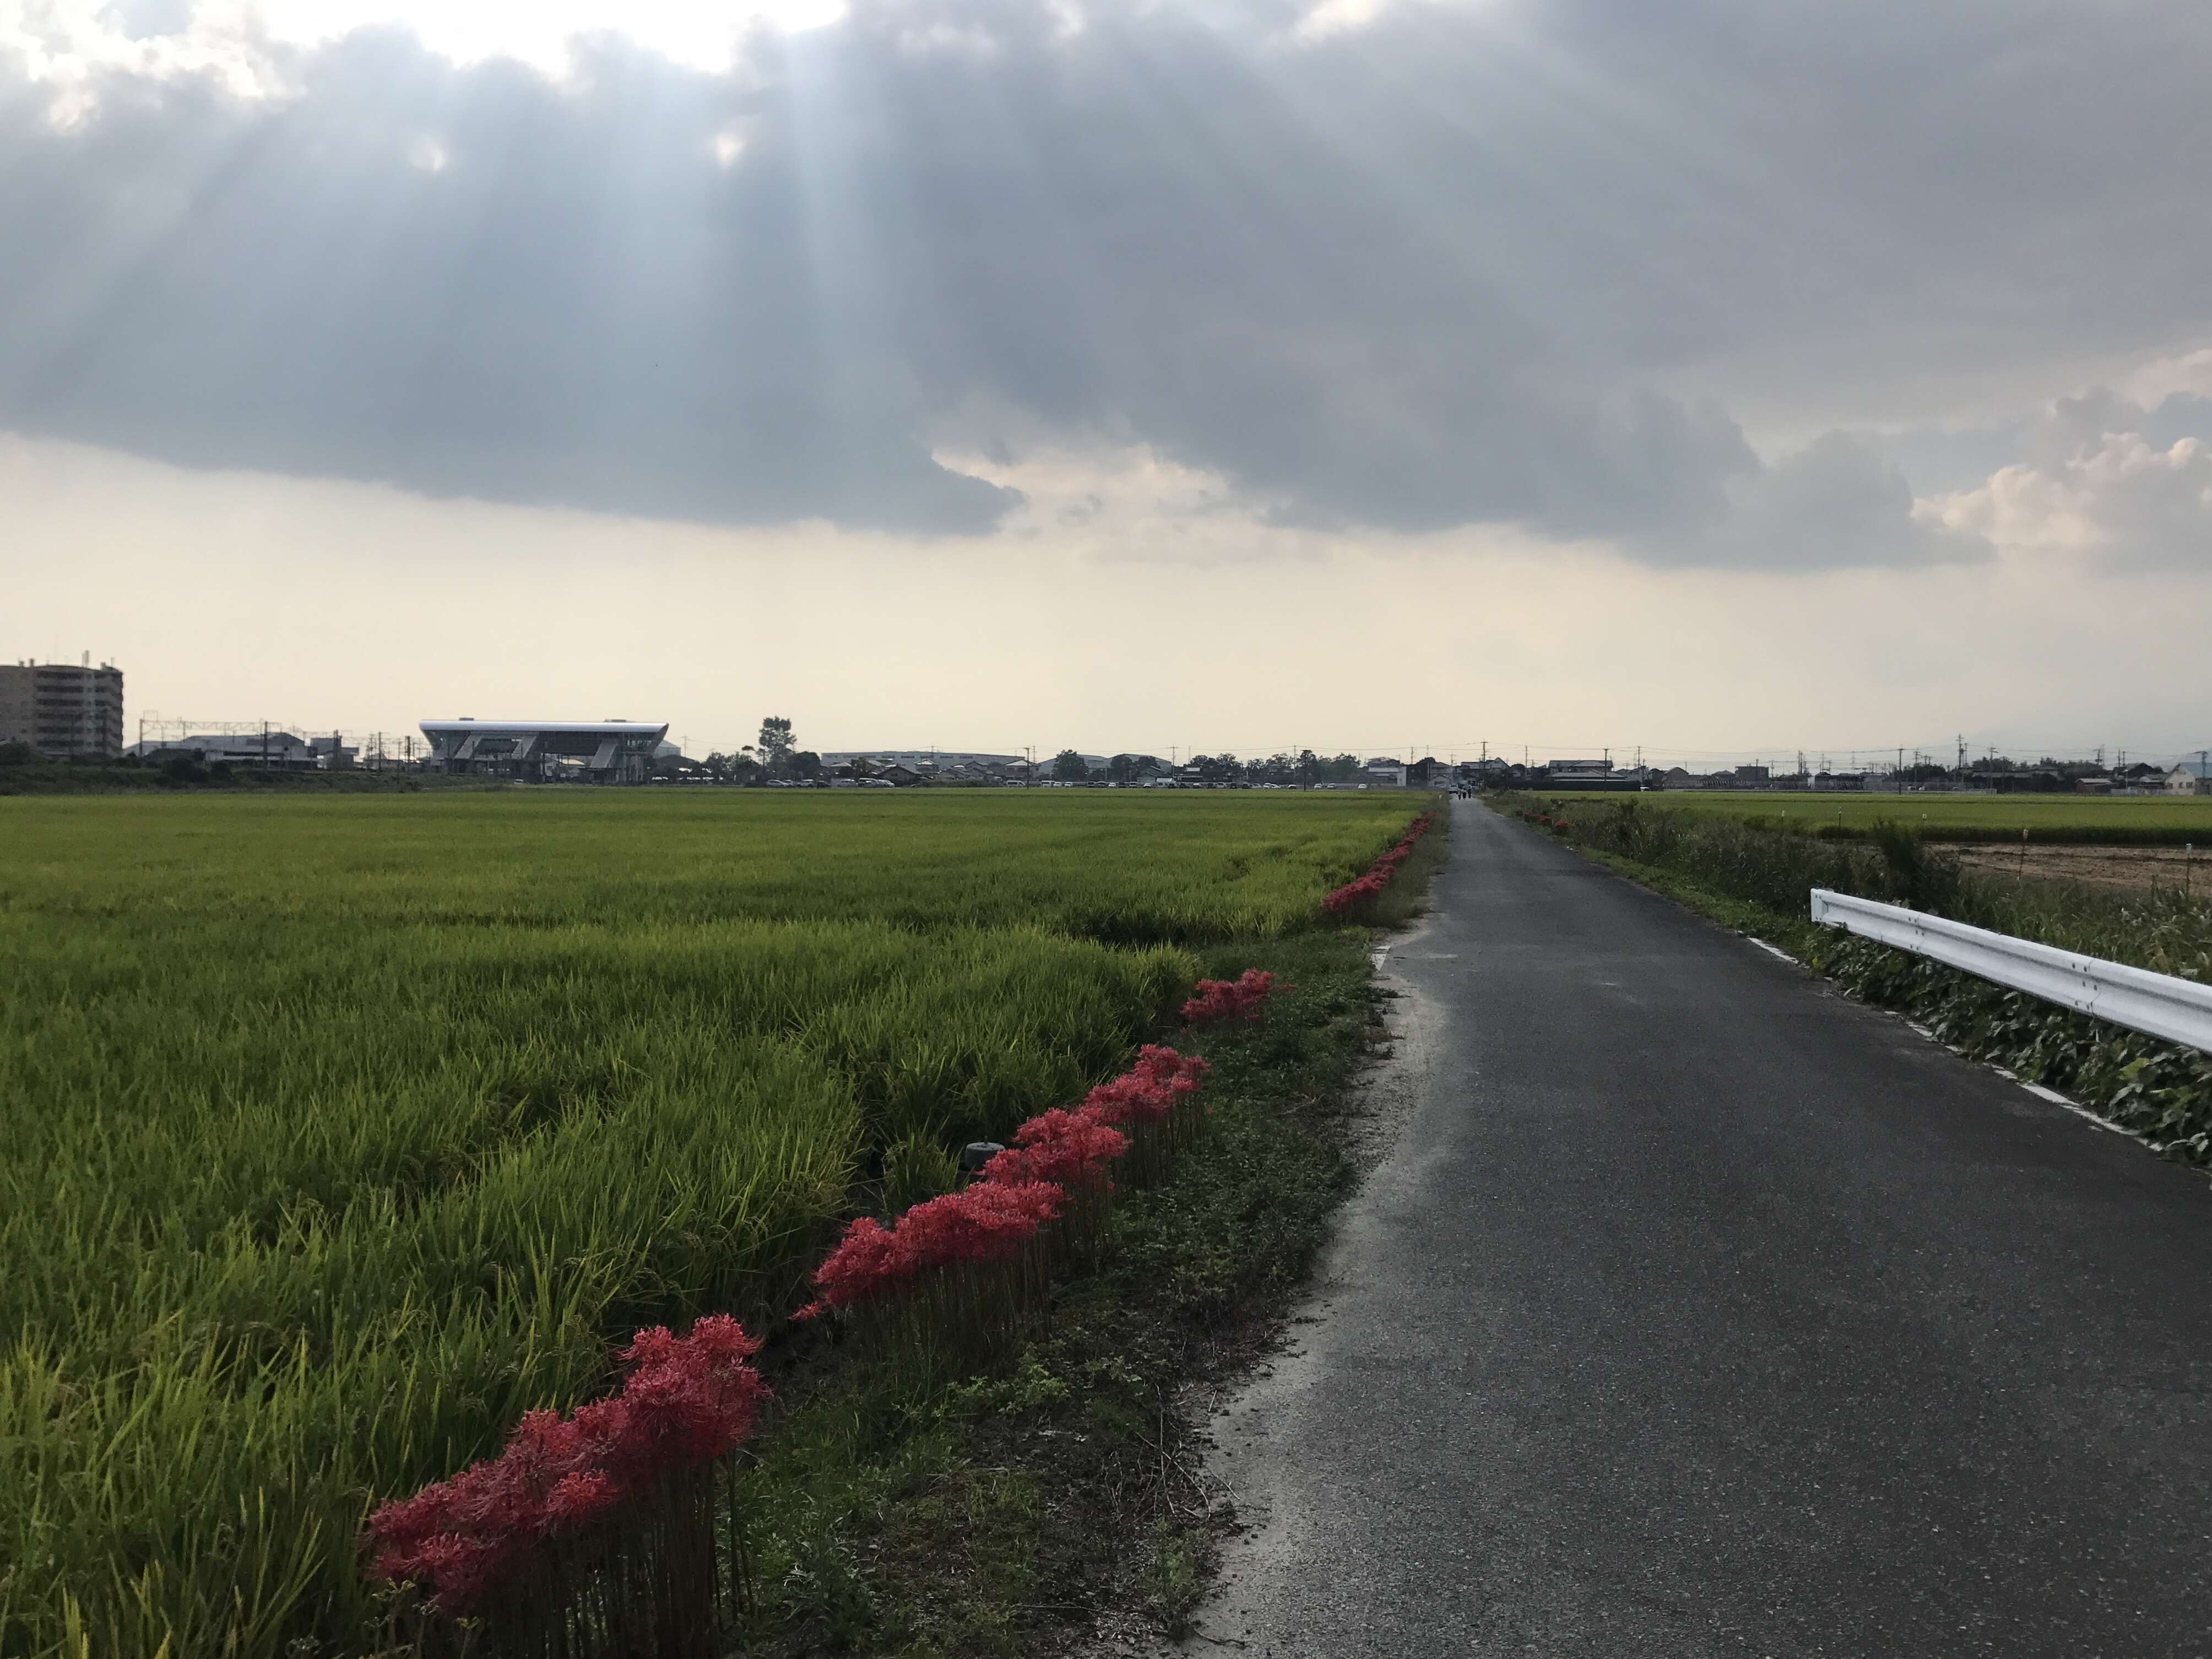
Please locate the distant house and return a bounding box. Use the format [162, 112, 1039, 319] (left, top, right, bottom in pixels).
[2167, 760, 2212, 796]
[1983, 769, 2067, 794]
[876, 764, 925, 786]
[1544, 758, 1641, 791]
[151, 731, 318, 769]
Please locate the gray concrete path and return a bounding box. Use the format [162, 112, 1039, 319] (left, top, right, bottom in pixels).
[1189, 798, 2212, 1658]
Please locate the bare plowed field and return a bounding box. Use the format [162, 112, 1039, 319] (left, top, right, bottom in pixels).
[1954, 843, 2208, 895]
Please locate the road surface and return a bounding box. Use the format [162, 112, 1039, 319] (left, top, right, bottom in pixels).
[1187, 796, 2212, 1657]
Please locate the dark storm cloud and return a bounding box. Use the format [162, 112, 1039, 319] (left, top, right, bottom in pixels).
[4, 0, 2210, 559]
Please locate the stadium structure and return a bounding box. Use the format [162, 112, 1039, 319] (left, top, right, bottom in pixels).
[419, 719, 669, 783]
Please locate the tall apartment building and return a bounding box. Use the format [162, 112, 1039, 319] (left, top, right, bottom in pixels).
[0, 658, 125, 758]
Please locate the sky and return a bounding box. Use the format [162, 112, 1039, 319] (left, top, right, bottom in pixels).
[5, 0, 2211, 764]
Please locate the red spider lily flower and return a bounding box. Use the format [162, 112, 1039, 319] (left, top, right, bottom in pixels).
[366, 1315, 770, 1612]
[615, 1315, 770, 1472]
[1080, 1046, 1208, 1127]
[794, 1216, 910, 1319]
[981, 1105, 1129, 1190]
[796, 1181, 1064, 1319]
[1180, 968, 1281, 1026]
[542, 1470, 620, 1530]
[1324, 813, 1433, 916]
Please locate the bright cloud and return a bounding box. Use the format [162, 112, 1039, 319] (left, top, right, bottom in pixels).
[1928, 392, 2212, 570]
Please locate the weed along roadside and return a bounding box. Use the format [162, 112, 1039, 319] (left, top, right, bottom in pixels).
[0, 790, 1446, 1659]
[1495, 791, 2212, 1161]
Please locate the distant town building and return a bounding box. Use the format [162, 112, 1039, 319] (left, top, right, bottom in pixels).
[2167, 759, 2212, 796]
[1542, 758, 1641, 791]
[420, 719, 668, 783]
[0, 657, 124, 758]
[820, 751, 1028, 770]
[140, 731, 319, 768]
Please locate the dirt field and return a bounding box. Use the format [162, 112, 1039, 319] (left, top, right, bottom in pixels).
[1955, 842, 2211, 896]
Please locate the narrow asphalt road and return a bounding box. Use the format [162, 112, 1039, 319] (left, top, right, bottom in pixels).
[1188, 798, 2212, 1657]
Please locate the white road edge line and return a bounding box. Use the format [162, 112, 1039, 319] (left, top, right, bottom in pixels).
[1909, 1027, 2138, 1140]
[2018, 1081, 2136, 1136]
[1748, 939, 1797, 964]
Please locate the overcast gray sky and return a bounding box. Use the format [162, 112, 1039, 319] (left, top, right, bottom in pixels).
[5, 0, 2209, 758]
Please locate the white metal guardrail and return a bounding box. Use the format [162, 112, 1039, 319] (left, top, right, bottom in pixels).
[1809, 889, 2212, 1054]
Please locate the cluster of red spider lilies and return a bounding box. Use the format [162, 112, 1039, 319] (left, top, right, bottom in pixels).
[1180, 967, 1278, 1026]
[1323, 811, 1436, 916]
[366, 1316, 768, 1639]
[367, 977, 1284, 1641]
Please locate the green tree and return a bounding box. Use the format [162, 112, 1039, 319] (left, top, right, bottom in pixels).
[1051, 748, 1088, 782]
[757, 717, 796, 776]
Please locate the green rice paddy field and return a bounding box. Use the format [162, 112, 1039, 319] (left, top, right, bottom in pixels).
[1533, 789, 2212, 843]
[0, 789, 1424, 1659]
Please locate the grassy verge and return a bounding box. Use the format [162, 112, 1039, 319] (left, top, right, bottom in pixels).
[728, 894, 1435, 1654]
[1494, 794, 2212, 1163]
